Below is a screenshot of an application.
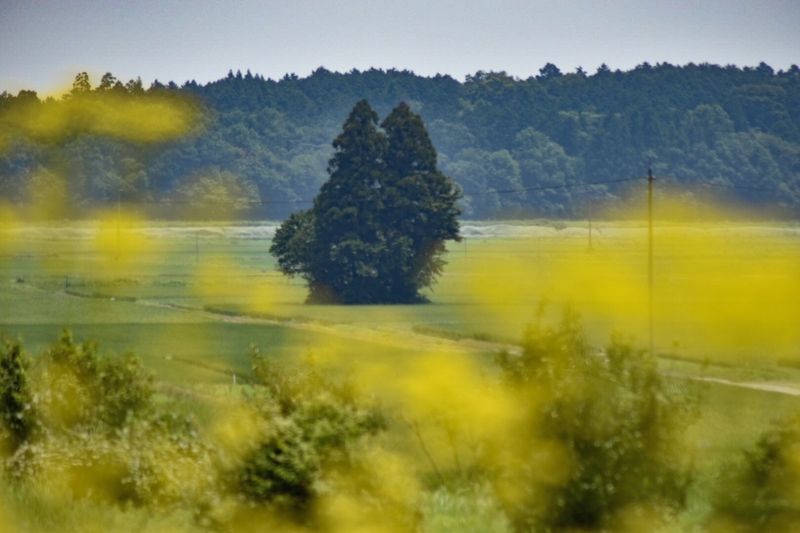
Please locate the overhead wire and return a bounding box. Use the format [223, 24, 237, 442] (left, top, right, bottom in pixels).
[73, 176, 649, 206]
[3, 174, 792, 206]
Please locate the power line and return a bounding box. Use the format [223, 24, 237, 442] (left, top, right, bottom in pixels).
[5, 176, 791, 208]
[462, 176, 645, 197]
[648, 162, 655, 357]
[653, 178, 793, 196]
[695, 182, 795, 196]
[67, 176, 647, 207]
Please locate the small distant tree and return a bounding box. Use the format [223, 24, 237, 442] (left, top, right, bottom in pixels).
[537, 63, 563, 80]
[67, 72, 92, 98]
[270, 100, 461, 304]
[97, 72, 117, 92]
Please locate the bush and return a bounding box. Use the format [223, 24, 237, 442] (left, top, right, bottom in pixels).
[8, 411, 217, 509]
[492, 308, 695, 532]
[34, 329, 154, 432]
[3, 331, 161, 499]
[224, 348, 420, 530]
[0, 334, 39, 453]
[709, 414, 800, 532]
[1, 331, 212, 512]
[236, 350, 386, 510]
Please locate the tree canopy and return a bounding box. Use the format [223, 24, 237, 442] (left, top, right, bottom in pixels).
[1, 63, 799, 219]
[269, 100, 461, 304]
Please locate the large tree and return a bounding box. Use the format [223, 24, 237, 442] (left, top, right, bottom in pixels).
[379, 103, 462, 300]
[269, 100, 461, 304]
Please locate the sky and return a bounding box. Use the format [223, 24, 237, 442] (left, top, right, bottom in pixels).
[1, 0, 799, 95]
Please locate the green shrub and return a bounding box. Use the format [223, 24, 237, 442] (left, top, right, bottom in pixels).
[0, 334, 39, 453]
[8, 412, 217, 509]
[708, 414, 800, 532]
[2, 332, 212, 512]
[35, 329, 154, 432]
[233, 348, 389, 521]
[493, 308, 695, 532]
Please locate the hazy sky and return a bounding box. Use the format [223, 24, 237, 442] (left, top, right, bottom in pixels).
[2, 0, 799, 94]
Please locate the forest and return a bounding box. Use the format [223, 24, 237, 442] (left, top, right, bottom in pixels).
[1, 62, 800, 219]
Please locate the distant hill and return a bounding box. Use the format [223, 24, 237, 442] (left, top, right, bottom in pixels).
[2, 62, 799, 219]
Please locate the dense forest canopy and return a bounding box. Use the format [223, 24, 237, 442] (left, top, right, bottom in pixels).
[1, 62, 799, 219]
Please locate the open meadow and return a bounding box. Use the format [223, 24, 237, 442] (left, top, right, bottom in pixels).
[1, 218, 800, 532]
[3, 219, 798, 364]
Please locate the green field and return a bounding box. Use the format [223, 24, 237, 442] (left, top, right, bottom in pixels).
[4, 221, 797, 357]
[2, 221, 799, 388]
[1, 221, 799, 532]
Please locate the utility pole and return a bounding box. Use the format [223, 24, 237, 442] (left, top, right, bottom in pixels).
[116, 191, 121, 261]
[647, 160, 655, 356]
[588, 193, 593, 252]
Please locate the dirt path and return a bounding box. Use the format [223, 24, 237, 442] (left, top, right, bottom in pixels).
[63, 289, 800, 398]
[690, 375, 800, 396]
[150, 300, 520, 356]
[159, 301, 800, 397]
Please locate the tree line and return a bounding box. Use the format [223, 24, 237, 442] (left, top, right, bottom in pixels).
[1, 62, 799, 219]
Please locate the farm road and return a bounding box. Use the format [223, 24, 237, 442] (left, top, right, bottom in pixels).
[151, 300, 520, 356]
[152, 299, 800, 398]
[690, 375, 800, 396]
[37, 285, 799, 398]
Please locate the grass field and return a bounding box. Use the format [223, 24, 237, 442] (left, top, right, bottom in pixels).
[2, 219, 799, 388]
[2, 220, 798, 376]
[4, 220, 797, 355]
[1, 219, 799, 531]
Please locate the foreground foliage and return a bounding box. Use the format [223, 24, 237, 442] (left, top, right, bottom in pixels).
[0, 331, 415, 531]
[492, 309, 695, 532]
[0, 335, 38, 453]
[233, 347, 406, 527]
[708, 414, 800, 532]
[0, 319, 795, 532]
